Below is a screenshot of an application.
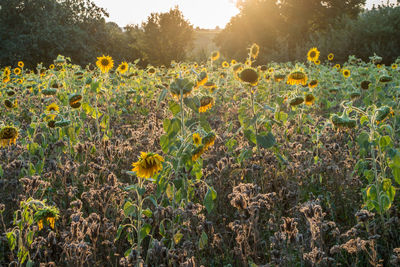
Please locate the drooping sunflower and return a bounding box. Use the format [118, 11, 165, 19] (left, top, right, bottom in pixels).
[193, 133, 202, 146]
[308, 80, 318, 88]
[304, 93, 315, 106]
[96, 55, 114, 73]
[328, 53, 334, 61]
[199, 96, 214, 113]
[289, 96, 304, 106]
[211, 51, 220, 61]
[131, 152, 164, 179]
[0, 126, 19, 148]
[204, 81, 217, 93]
[194, 72, 208, 89]
[192, 145, 205, 161]
[287, 71, 307, 86]
[69, 93, 83, 109]
[14, 68, 21, 75]
[46, 103, 59, 113]
[202, 132, 216, 151]
[249, 43, 260, 59]
[342, 69, 351, 78]
[222, 61, 229, 68]
[360, 80, 371, 90]
[238, 68, 259, 86]
[307, 47, 320, 62]
[117, 62, 129, 74]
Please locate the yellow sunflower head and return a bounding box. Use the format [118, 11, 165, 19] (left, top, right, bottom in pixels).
[249, 43, 260, 59]
[328, 53, 334, 61]
[307, 47, 320, 62]
[132, 152, 164, 179]
[211, 51, 220, 61]
[245, 59, 252, 67]
[18, 61, 24, 68]
[192, 145, 205, 162]
[192, 133, 202, 146]
[342, 69, 351, 78]
[4, 67, 11, 76]
[308, 80, 318, 88]
[314, 60, 321, 65]
[231, 59, 237, 65]
[0, 126, 19, 148]
[305, 93, 315, 106]
[14, 68, 21, 75]
[238, 68, 259, 86]
[287, 71, 307, 86]
[46, 103, 60, 113]
[202, 132, 216, 151]
[199, 96, 214, 113]
[49, 64, 55, 70]
[392, 64, 398, 70]
[117, 62, 129, 74]
[222, 61, 229, 68]
[96, 55, 114, 73]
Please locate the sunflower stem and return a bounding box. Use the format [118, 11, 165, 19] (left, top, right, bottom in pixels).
[180, 90, 185, 137]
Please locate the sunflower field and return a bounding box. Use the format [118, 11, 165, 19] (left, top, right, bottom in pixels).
[1, 47, 400, 266]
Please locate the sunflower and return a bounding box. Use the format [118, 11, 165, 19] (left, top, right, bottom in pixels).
[334, 64, 341, 70]
[199, 96, 214, 113]
[69, 93, 82, 109]
[314, 60, 321, 65]
[4, 99, 17, 109]
[204, 81, 217, 93]
[46, 103, 59, 113]
[360, 80, 371, 90]
[222, 61, 229, 68]
[268, 67, 274, 73]
[328, 53, 334, 61]
[377, 64, 382, 69]
[2, 76, 10, 83]
[231, 59, 237, 65]
[193, 133, 202, 146]
[49, 64, 55, 70]
[305, 93, 315, 106]
[287, 71, 307, 86]
[232, 64, 243, 74]
[194, 72, 208, 89]
[18, 61, 24, 68]
[96, 55, 114, 73]
[0, 126, 19, 148]
[202, 132, 216, 151]
[131, 152, 164, 179]
[14, 68, 21, 75]
[392, 64, 398, 70]
[289, 96, 304, 106]
[238, 68, 259, 86]
[117, 62, 129, 74]
[245, 59, 252, 67]
[249, 43, 260, 59]
[309, 80, 318, 88]
[307, 47, 320, 62]
[211, 51, 220, 61]
[274, 74, 286, 82]
[3, 67, 11, 76]
[47, 217, 56, 229]
[342, 69, 351, 78]
[148, 67, 156, 75]
[192, 145, 205, 161]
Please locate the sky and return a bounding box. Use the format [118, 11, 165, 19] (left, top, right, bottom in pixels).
[92, 0, 398, 29]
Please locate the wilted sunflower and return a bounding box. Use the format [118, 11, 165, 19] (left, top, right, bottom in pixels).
[360, 80, 371, 90]
[309, 80, 318, 88]
[132, 152, 164, 179]
[0, 126, 19, 148]
[305, 93, 315, 106]
[289, 96, 304, 106]
[192, 145, 205, 161]
[307, 47, 320, 62]
[193, 133, 202, 146]
[14, 68, 21, 75]
[222, 61, 229, 68]
[96, 55, 114, 73]
[204, 81, 217, 93]
[249, 43, 260, 59]
[287, 71, 307, 86]
[342, 69, 351, 78]
[239, 68, 259, 86]
[202, 132, 216, 151]
[199, 96, 214, 113]
[46, 103, 59, 113]
[117, 62, 129, 74]
[328, 53, 334, 61]
[211, 51, 220, 61]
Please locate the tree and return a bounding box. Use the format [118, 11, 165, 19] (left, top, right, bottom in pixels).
[139, 7, 194, 66]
